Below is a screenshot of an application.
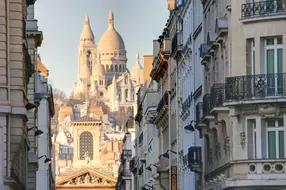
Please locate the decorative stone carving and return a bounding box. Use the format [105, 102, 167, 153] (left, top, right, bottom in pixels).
[58, 171, 116, 187]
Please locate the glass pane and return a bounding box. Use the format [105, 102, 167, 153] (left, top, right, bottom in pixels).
[278, 49, 283, 73]
[254, 132, 257, 159]
[277, 48, 283, 94]
[277, 37, 283, 45]
[267, 119, 275, 127]
[278, 118, 284, 126]
[267, 49, 275, 95]
[279, 131, 284, 159]
[266, 38, 274, 45]
[268, 131, 276, 159]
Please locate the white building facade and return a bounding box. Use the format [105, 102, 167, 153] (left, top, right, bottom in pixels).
[179, 0, 205, 189]
[36, 72, 55, 189]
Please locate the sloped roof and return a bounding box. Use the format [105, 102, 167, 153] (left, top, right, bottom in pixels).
[37, 58, 49, 78]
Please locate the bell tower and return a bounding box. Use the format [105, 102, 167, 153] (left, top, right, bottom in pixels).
[78, 15, 97, 87]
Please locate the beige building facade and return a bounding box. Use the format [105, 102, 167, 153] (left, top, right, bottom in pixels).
[0, 0, 44, 189]
[198, 0, 286, 189]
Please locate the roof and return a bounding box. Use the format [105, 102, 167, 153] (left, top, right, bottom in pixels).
[37, 58, 49, 78]
[80, 14, 95, 42]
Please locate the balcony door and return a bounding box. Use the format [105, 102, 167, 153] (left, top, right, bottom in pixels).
[265, 0, 283, 13]
[265, 37, 283, 96]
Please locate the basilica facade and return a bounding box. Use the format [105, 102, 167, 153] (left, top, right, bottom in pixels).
[72, 10, 143, 113]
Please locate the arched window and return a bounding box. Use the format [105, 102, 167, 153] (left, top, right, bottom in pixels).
[86, 50, 92, 72]
[110, 65, 113, 72]
[119, 65, 122, 72]
[106, 65, 109, 72]
[115, 65, 118, 72]
[79, 131, 93, 160]
[125, 89, 128, 100]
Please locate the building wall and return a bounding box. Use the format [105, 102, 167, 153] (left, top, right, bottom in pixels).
[0, 0, 36, 189]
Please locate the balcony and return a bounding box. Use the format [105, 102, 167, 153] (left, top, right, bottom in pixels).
[241, 0, 286, 21]
[225, 73, 286, 104]
[142, 91, 159, 122]
[171, 31, 183, 58]
[130, 157, 137, 174]
[150, 38, 171, 82]
[210, 83, 225, 111]
[195, 102, 203, 124]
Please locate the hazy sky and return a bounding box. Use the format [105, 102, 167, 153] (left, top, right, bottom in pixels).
[34, 0, 169, 94]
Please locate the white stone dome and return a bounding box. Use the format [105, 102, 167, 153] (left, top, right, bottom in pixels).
[98, 10, 125, 54]
[80, 15, 94, 42]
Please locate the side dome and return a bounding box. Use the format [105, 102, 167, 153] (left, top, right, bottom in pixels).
[98, 10, 125, 54]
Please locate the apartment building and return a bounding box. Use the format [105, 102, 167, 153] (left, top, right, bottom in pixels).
[36, 59, 55, 190]
[0, 0, 41, 189]
[198, 0, 286, 189]
[179, 0, 205, 190]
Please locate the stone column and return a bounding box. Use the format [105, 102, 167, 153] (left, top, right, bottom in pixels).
[254, 36, 261, 74]
[255, 116, 262, 159]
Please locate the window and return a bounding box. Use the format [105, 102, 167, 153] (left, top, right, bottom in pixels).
[125, 89, 128, 100]
[110, 65, 113, 72]
[266, 119, 284, 159]
[119, 65, 122, 72]
[252, 123, 257, 159]
[86, 50, 92, 72]
[106, 65, 109, 72]
[100, 80, 103, 85]
[265, 37, 283, 95]
[125, 76, 128, 84]
[115, 65, 118, 72]
[79, 131, 94, 160]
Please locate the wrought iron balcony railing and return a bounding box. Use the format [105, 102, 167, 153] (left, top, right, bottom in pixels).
[195, 102, 203, 124]
[210, 83, 225, 109]
[241, 0, 286, 19]
[225, 73, 286, 101]
[157, 91, 169, 113]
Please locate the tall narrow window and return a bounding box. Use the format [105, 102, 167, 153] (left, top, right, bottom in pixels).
[106, 65, 109, 72]
[125, 76, 128, 84]
[79, 131, 94, 160]
[86, 50, 92, 72]
[110, 65, 113, 72]
[125, 89, 128, 100]
[265, 37, 283, 96]
[119, 65, 122, 72]
[266, 119, 284, 159]
[115, 65, 118, 72]
[253, 123, 257, 159]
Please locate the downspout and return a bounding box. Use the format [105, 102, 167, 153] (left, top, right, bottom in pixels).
[6, 0, 11, 178]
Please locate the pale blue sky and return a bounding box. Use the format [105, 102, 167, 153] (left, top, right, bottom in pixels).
[34, 0, 169, 94]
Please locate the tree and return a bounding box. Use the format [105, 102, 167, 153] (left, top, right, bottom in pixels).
[53, 88, 67, 101]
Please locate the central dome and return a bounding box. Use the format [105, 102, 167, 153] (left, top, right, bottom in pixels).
[98, 10, 125, 54]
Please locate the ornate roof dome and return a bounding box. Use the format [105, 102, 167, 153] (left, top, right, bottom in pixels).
[98, 10, 125, 53]
[80, 14, 94, 42]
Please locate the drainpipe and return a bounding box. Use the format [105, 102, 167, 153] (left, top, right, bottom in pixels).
[168, 50, 172, 190]
[6, 0, 11, 178]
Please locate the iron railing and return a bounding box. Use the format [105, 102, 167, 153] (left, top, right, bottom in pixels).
[241, 0, 286, 18]
[157, 91, 169, 113]
[195, 102, 203, 123]
[225, 73, 286, 101]
[210, 83, 225, 109]
[182, 94, 192, 113]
